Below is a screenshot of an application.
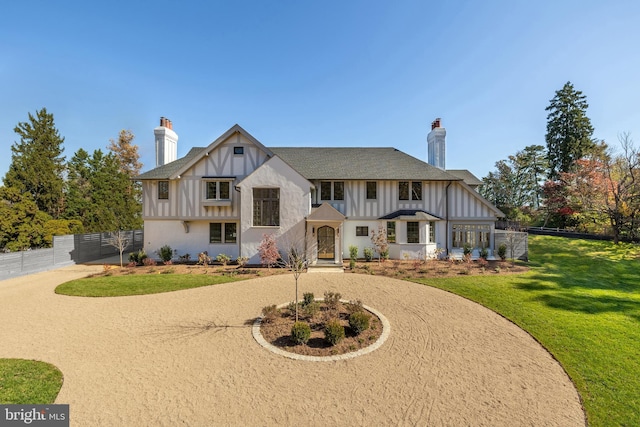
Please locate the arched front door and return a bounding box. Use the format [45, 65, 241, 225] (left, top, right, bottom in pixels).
[317, 226, 335, 259]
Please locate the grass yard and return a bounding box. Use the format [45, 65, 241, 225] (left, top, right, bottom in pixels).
[0, 359, 63, 404]
[55, 273, 245, 297]
[412, 235, 640, 427]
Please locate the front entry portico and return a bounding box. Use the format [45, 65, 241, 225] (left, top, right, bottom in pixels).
[307, 202, 345, 265]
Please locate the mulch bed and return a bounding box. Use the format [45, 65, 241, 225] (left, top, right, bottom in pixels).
[259, 300, 383, 357]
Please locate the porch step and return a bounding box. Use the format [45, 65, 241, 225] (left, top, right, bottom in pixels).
[307, 263, 344, 274]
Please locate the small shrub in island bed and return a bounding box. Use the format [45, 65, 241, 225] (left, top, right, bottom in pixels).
[291, 321, 311, 345]
[348, 311, 371, 335]
[324, 319, 346, 346]
[302, 292, 315, 306]
[261, 305, 278, 323]
[323, 291, 341, 311]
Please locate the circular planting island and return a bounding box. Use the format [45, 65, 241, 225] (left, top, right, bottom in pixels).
[253, 297, 390, 362]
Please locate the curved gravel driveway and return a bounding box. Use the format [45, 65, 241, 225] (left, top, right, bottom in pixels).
[0, 266, 586, 426]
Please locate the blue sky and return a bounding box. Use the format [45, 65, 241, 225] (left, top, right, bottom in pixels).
[2, 0, 639, 180]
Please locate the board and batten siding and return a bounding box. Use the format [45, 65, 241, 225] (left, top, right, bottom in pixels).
[141, 135, 270, 221]
[318, 180, 495, 220]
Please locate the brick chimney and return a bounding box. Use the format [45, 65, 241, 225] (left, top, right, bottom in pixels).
[427, 118, 446, 169]
[154, 117, 178, 167]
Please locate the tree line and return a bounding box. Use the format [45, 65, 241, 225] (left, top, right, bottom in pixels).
[0, 108, 143, 251]
[480, 82, 640, 243]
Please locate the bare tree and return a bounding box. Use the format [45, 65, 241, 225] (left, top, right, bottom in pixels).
[106, 230, 130, 267]
[278, 233, 313, 322]
[504, 228, 527, 264]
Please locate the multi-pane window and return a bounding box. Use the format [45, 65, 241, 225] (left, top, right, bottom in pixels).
[206, 181, 230, 200]
[387, 221, 396, 243]
[253, 188, 280, 226]
[428, 221, 435, 243]
[209, 223, 237, 243]
[320, 181, 332, 200]
[452, 224, 490, 248]
[356, 226, 369, 236]
[411, 182, 422, 200]
[399, 181, 422, 200]
[399, 182, 409, 200]
[158, 181, 169, 200]
[407, 222, 419, 243]
[366, 181, 377, 199]
[320, 181, 345, 201]
[334, 181, 344, 200]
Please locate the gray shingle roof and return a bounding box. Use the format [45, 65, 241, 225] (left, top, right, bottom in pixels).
[136, 147, 204, 180]
[379, 209, 442, 221]
[270, 147, 460, 181]
[136, 146, 465, 182]
[446, 169, 482, 186]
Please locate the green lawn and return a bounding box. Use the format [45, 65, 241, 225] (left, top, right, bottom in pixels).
[0, 359, 63, 404]
[412, 235, 640, 427]
[55, 273, 244, 297]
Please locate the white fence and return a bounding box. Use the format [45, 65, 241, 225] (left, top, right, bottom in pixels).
[0, 230, 143, 280]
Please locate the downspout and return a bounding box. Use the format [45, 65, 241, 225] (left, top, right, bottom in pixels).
[234, 185, 241, 257]
[445, 181, 452, 256]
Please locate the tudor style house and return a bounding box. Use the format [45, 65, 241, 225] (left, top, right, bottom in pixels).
[136, 118, 503, 265]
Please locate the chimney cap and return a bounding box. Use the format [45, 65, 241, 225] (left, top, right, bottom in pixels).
[431, 118, 442, 130]
[159, 117, 173, 130]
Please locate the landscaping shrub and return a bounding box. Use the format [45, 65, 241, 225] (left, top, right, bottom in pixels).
[198, 251, 212, 266]
[363, 247, 374, 262]
[216, 253, 231, 266]
[348, 245, 359, 269]
[323, 291, 342, 310]
[324, 319, 345, 345]
[129, 249, 147, 265]
[463, 243, 473, 256]
[302, 292, 315, 306]
[156, 245, 173, 263]
[302, 301, 320, 318]
[349, 245, 358, 261]
[346, 299, 364, 314]
[479, 247, 489, 259]
[143, 257, 156, 266]
[497, 243, 507, 260]
[261, 304, 278, 323]
[236, 256, 249, 267]
[349, 311, 371, 335]
[291, 321, 311, 345]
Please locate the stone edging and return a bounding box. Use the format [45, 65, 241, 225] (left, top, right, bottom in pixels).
[252, 299, 391, 362]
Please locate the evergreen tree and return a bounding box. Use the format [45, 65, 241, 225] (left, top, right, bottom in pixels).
[0, 187, 52, 251]
[3, 108, 66, 218]
[64, 148, 142, 232]
[480, 145, 547, 219]
[545, 82, 595, 180]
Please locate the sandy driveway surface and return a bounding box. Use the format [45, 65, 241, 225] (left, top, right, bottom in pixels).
[0, 265, 585, 426]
